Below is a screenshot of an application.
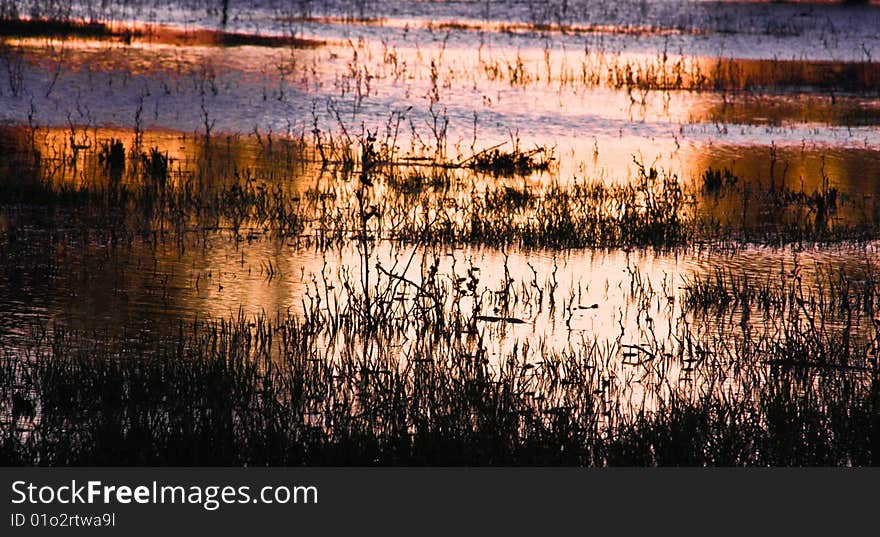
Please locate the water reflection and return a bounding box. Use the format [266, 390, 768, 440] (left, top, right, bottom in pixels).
[0, 5, 879, 421]
[4, 206, 879, 416]
[3, 21, 879, 156]
[1, 128, 878, 344]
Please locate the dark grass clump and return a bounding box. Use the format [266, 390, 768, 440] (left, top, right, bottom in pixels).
[701, 167, 738, 195]
[0, 317, 600, 465]
[4, 250, 880, 466]
[681, 261, 880, 344]
[98, 139, 125, 174]
[605, 381, 880, 466]
[385, 168, 451, 195]
[2, 314, 880, 466]
[467, 146, 553, 176]
[389, 163, 692, 249]
[681, 268, 762, 313]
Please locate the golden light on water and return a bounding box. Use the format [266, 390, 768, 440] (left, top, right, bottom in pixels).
[2, 4, 880, 448]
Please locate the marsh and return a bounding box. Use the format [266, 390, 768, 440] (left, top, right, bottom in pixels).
[1, 0, 879, 465]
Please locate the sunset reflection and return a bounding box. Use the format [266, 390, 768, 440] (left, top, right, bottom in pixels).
[2, 0, 880, 466]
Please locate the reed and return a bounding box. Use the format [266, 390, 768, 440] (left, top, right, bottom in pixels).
[3, 249, 880, 465]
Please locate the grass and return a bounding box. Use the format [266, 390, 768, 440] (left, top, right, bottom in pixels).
[2, 173, 879, 466]
[422, 170, 691, 249]
[3, 251, 880, 465]
[0, 136, 307, 240]
[1, 130, 877, 250]
[682, 260, 880, 324]
[701, 167, 739, 195]
[1, 6, 880, 467]
[385, 168, 452, 195]
[465, 145, 553, 176]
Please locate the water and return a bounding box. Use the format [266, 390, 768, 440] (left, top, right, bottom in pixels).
[1, 0, 880, 414]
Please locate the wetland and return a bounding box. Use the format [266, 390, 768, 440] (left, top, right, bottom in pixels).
[2, 0, 880, 465]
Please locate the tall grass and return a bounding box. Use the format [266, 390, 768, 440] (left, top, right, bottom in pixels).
[4, 132, 871, 250]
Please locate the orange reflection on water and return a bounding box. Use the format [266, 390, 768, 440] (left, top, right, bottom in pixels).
[2, 124, 880, 415]
[16, 126, 313, 194]
[8, 124, 880, 233]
